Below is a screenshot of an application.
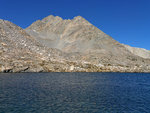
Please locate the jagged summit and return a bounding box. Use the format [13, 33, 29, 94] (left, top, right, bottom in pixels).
[74, 16, 84, 19]
[42, 15, 63, 23]
[26, 15, 91, 30]
[42, 15, 86, 22]
[73, 16, 87, 22]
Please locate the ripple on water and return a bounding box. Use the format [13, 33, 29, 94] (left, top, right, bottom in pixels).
[0, 73, 150, 113]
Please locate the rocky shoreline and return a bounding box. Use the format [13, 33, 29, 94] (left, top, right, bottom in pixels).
[0, 59, 150, 73]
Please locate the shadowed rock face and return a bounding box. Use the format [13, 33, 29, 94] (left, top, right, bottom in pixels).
[0, 15, 150, 72]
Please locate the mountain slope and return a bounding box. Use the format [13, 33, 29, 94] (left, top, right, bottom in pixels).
[0, 19, 71, 72]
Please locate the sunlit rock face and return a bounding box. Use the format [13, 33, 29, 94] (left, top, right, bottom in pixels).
[0, 15, 150, 72]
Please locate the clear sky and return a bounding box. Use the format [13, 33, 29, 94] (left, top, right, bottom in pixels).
[0, 0, 150, 50]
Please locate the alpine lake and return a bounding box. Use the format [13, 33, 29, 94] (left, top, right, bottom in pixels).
[0, 73, 150, 113]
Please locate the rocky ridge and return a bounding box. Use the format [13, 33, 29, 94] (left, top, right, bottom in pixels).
[0, 15, 150, 72]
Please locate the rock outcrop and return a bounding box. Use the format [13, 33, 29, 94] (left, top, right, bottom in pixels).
[0, 15, 150, 72]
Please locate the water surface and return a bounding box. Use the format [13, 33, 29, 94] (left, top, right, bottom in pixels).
[0, 73, 150, 113]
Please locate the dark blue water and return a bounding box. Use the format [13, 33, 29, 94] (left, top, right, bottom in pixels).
[0, 73, 150, 113]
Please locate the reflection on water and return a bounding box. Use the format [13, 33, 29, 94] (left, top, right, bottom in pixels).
[0, 73, 150, 113]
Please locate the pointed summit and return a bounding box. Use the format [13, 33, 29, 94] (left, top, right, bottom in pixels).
[73, 16, 85, 20]
[42, 15, 55, 23]
[42, 15, 63, 23]
[72, 16, 91, 25]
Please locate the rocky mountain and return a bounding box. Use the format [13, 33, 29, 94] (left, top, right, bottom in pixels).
[0, 15, 150, 72]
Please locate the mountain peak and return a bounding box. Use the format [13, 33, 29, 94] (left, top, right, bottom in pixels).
[73, 16, 85, 20]
[41, 15, 87, 23]
[72, 16, 91, 25]
[41, 15, 63, 23]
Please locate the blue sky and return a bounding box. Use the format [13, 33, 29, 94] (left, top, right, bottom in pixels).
[0, 0, 150, 50]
